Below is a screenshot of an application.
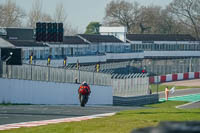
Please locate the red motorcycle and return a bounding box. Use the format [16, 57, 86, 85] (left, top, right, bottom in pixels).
[78, 82, 91, 107]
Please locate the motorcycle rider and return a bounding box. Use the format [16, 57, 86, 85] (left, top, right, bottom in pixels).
[78, 81, 91, 103]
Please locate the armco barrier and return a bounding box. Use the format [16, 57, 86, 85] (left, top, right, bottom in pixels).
[172, 74, 178, 81]
[113, 94, 159, 106]
[183, 73, 189, 80]
[154, 76, 160, 83]
[166, 74, 172, 82]
[195, 72, 199, 78]
[149, 77, 154, 84]
[160, 76, 166, 83]
[177, 73, 184, 80]
[189, 72, 194, 79]
[149, 72, 200, 84]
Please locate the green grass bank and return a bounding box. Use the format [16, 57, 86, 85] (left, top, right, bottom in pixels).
[0, 101, 200, 133]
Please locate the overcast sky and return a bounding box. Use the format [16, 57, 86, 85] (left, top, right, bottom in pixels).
[0, 0, 173, 33]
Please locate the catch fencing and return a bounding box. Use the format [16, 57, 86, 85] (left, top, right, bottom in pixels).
[1, 63, 111, 86]
[66, 61, 131, 73]
[132, 57, 200, 76]
[112, 73, 149, 97]
[67, 57, 200, 76]
[0, 63, 149, 97]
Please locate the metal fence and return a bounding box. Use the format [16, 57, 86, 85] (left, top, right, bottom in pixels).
[66, 57, 200, 76]
[0, 63, 150, 97]
[66, 61, 131, 73]
[1, 63, 112, 86]
[112, 73, 149, 97]
[130, 57, 200, 76]
[0, 61, 2, 77]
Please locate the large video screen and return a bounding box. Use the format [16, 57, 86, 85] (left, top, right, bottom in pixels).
[1, 48, 22, 65]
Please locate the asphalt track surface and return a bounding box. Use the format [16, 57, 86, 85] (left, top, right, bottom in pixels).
[158, 88, 200, 109]
[158, 88, 200, 99]
[177, 101, 200, 109]
[0, 105, 143, 125]
[1, 88, 200, 125]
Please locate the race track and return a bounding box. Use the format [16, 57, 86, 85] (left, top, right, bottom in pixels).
[1, 79, 200, 127]
[0, 105, 142, 125]
[159, 88, 200, 99]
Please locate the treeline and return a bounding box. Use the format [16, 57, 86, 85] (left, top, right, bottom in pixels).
[103, 0, 200, 39]
[0, 0, 78, 35]
[1, 0, 200, 38]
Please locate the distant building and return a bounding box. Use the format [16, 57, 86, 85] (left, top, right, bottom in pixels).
[99, 26, 127, 42]
[0, 27, 200, 67]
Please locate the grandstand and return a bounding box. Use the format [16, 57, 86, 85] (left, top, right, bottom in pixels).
[0, 27, 200, 75]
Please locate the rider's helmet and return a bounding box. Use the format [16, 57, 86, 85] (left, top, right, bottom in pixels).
[82, 81, 87, 86]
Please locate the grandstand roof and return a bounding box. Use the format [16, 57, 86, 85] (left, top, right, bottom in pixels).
[63, 36, 89, 44]
[7, 40, 48, 47]
[5, 27, 34, 40]
[0, 37, 15, 48]
[126, 34, 196, 41]
[78, 34, 123, 43]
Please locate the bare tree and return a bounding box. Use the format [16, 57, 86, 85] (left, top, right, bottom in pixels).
[27, 0, 43, 28]
[138, 5, 162, 33]
[137, 5, 180, 34]
[41, 13, 53, 22]
[64, 24, 79, 35]
[53, 2, 67, 23]
[103, 0, 140, 33]
[159, 9, 188, 34]
[27, 0, 53, 28]
[0, 0, 25, 27]
[168, 0, 200, 39]
[0, 5, 4, 26]
[53, 2, 78, 35]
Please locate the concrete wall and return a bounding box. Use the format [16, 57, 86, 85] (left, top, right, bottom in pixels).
[0, 78, 113, 105]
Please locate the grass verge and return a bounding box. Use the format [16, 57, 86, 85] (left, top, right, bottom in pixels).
[150, 84, 200, 93]
[0, 101, 200, 133]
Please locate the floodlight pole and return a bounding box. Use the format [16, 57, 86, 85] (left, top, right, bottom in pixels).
[4, 52, 13, 78]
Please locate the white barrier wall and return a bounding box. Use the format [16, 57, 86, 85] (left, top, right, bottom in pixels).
[106, 52, 144, 60]
[150, 72, 200, 84]
[0, 78, 113, 105]
[178, 73, 184, 80]
[166, 74, 172, 82]
[154, 76, 160, 83]
[189, 72, 194, 79]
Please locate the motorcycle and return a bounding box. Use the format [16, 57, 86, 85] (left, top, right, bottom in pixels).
[79, 94, 89, 107]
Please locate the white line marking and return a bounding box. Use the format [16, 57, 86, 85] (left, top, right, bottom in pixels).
[167, 93, 200, 99]
[158, 88, 200, 94]
[176, 100, 200, 109]
[0, 112, 116, 131]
